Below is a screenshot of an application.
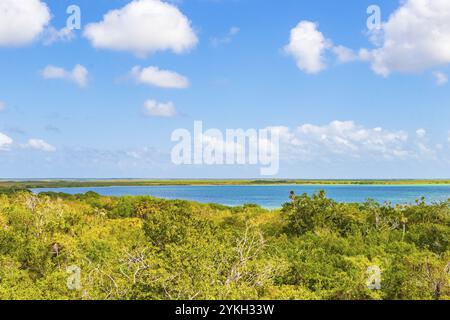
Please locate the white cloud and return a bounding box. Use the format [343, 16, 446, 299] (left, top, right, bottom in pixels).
[210, 26, 240, 47]
[416, 141, 437, 159]
[0, 0, 50, 47]
[332, 45, 358, 63]
[0, 132, 13, 151]
[43, 27, 75, 45]
[130, 66, 189, 89]
[143, 100, 177, 117]
[364, 0, 450, 76]
[272, 121, 412, 161]
[284, 21, 332, 74]
[433, 71, 448, 86]
[287, 1, 450, 81]
[41, 64, 89, 88]
[84, 0, 198, 57]
[297, 121, 409, 159]
[190, 121, 430, 164]
[0, 101, 5, 112]
[416, 128, 427, 138]
[25, 139, 56, 152]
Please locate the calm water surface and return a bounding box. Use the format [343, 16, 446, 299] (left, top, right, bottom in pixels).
[31, 185, 450, 209]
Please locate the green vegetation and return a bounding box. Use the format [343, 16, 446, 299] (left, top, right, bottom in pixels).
[0, 189, 449, 300]
[2, 178, 450, 192]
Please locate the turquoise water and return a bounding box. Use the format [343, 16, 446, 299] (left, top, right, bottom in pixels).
[31, 185, 450, 209]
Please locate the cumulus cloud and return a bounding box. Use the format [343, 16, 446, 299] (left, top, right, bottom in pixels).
[287, 1, 450, 80]
[41, 64, 89, 88]
[416, 128, 427, 138]
[25, 139, 56, 152]
[296, 121, 409, 159]
[143, 100, 177, 117]
[0, 0, 50, 47]
[433, 71, 448, 86]
[333, 45, 359, 63]
[0, 132, 13, 151]
[184, 120, 441, 164]
[284, 22, 357, 73]
[43, 27, 76, 45]
[84, 0, 198, 57]
[192, 121, 446, 166]
[363, 0, 450, 76]
[413, 129, 438, 159]
[129, 66, 189, 89]
[416, 142, 437, 159]
[210, 26, 240, 47]
[270, 121, 412, 161]
[284, 21, 332, 74]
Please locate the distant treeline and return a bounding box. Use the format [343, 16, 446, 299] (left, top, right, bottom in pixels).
[2, 178, 450, 191]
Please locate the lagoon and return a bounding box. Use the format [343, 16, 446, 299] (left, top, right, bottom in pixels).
[31, 184, 450, 209]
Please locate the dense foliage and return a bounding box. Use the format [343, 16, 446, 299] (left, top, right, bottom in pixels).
[0, 190, 448, 300]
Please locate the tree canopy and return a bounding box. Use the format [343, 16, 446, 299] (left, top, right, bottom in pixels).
[0, 190, 448, 300]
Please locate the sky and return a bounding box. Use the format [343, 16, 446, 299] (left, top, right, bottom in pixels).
[1, 0, 450, 179]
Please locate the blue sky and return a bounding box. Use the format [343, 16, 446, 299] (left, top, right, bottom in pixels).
[1, 0, 450, 179]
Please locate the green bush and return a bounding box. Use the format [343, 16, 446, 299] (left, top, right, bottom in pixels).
[0, 190, 448, 300]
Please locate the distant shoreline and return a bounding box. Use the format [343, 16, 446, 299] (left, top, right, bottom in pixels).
[2, 179, 450, 190]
